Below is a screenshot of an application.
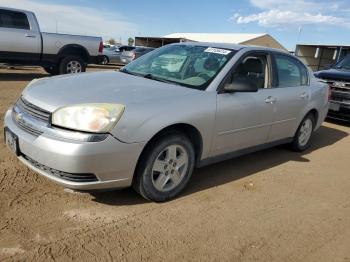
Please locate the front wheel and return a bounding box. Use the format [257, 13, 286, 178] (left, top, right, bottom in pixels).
[291, 113, 315, 151]
[133, 132, 195, 202]
[59, 56, 86, 74]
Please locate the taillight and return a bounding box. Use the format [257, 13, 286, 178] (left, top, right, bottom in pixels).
[98, 41, 103, 53]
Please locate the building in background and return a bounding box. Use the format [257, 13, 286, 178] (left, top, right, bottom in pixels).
[135, 33, 287, 51]
[296, 44, 350, 71]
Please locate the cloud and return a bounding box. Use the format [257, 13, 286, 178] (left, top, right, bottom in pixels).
[0, 0, 137, 42]
[235, 10, 347, 27]
[249, 0, 335, 12]
[230, 0, 350, 28]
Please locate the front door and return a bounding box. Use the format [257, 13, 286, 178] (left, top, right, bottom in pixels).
[212, 52, 275, 156]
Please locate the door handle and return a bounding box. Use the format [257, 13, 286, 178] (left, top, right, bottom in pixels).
[265, 96, 277, 104]
[25, 33, 36, 38]
[300, 92, 309, 99]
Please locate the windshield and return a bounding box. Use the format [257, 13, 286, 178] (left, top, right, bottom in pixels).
[334, 55, 350, 70]
[121, 44, 236, 90]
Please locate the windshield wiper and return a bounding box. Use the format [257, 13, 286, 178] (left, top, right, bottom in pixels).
[120, 70, 180, 86]
[119, 68, 143, 77]
[142, 74, 180, 85]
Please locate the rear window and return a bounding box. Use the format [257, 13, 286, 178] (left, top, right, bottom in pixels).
[275, 54, 308, 87]
[135, 48, 146, 52]
[0, 9, 30, 30]
[120, 46, 135, 52]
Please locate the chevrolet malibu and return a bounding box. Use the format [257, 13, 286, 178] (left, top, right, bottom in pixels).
[4, 42, 329, 202]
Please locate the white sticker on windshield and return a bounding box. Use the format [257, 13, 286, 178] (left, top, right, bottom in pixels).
[204, 47, 231, 55]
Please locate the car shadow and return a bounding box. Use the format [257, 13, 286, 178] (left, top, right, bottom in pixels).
[0, 72, 48, 81]
[90, 124, 348, 206]
[326, 118, 350, 127]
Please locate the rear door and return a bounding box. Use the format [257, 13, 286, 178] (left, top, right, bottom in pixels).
[0, 9, 41, 63]
[267, 53, 310, 141]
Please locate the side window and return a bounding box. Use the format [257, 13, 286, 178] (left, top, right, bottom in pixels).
[232, 54, 268, 89]
[275, 54, 308, 87]
[0, 9, 30, 30]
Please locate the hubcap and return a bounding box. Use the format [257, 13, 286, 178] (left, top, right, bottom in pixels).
[151, 144, 189, 192]
[298, 118, 313, 146]
[66, 61, 82, 73]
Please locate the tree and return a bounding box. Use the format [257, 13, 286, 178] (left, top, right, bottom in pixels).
[128, 37, 135, 46]
[107, 38, 116, 45]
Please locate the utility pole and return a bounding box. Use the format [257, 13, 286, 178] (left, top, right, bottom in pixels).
[295, 26, 302, 54]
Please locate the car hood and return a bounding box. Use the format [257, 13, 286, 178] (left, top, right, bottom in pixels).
[314, 68, 350, 82]
[22, 71, 198, 112]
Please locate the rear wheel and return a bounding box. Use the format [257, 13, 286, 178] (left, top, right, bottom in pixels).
[291, 113, 315, 151]
[133, 132, 195, 202]
[59, 56, 86, 74]
[101, 56, 109, 65]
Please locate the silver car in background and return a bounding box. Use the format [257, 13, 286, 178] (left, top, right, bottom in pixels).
[0, 7, 103, 74]
[4, 42, 329, 202]
[120, 46, 155, 65]
[100, 45, 135, 65]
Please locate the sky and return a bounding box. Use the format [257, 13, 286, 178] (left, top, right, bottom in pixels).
[1, 0, 350, 50]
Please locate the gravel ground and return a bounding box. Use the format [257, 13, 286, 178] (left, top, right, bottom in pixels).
[0, 66, 349, 262]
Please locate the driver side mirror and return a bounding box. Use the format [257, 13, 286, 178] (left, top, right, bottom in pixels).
[223, 79, 258, 93]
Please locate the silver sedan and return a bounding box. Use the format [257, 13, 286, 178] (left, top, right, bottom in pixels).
[100, 45, 135, 65]
[4, 43, 329, 201]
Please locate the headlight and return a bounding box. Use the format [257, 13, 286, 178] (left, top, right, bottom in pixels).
[52, 103, 125, 133]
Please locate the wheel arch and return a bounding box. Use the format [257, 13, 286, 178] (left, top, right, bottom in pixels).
[306, 108, 319, 128]
[57, 44, 90, 63]
[133, 123, 203, 182]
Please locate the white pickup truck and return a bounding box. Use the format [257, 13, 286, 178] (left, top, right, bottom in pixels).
[0, 7, 103, 74]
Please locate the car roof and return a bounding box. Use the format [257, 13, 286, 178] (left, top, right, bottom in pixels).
[170, 41, 290, 54]
[0, 7, 34, 14]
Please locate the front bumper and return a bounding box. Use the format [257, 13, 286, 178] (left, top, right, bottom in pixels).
[4, 109, 145, 190]
[328, 100, 350, 122]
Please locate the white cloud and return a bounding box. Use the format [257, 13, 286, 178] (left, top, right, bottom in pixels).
[0, 0, 138, 42]
[249, 0, 334, 12]
[230, 0, 350, 28]
[235, 10, 346, 27]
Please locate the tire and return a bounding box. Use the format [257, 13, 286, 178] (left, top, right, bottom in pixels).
[133, 132, 195, 202]
[291, 113, 315, 152]
[43, 66, 59, 75]
[101, 56, 109, 65]
[58, 56, 86, 74]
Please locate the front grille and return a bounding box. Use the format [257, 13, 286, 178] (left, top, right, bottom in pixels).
[322, 79, 350, 102]
[14, 115, 43, 136]
[23, 155, 98, 183]
[16, 97, 51, 123]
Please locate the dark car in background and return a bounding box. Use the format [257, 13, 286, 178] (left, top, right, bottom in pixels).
[314, 55, 350, 122]
[120, 46, 155, 65]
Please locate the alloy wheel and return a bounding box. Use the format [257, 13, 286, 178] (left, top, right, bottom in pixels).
[151, 144, 189, 192]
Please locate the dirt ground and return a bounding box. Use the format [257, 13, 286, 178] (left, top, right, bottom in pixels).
[0, 66, 349, 262]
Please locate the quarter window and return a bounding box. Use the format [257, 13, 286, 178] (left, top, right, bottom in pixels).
[275, 54, 308, 87]
[0, 9, 30, 30]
